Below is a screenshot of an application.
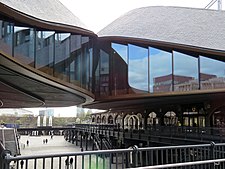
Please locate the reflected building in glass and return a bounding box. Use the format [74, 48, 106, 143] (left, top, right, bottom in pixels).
[0, 1, 225, 129]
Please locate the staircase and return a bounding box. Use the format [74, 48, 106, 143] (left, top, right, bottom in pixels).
[0, 128, 20, 156]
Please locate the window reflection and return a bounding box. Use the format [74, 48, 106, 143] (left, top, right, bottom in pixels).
[0, 21, 13, 56]
[36, 31, 54, 75]
[14, 26, 35, 67]
[54, 33, 70, 81]
[149, 47, 172, 93]
[111, 43, 128, 95]
[81, 37, 90, 89]
[100, 49, 109, 96]
[112, 43, 128, 63]
[70, 35, 81, 86]
[173, 51, 199, 91]
[200, 56, 225, 90]
[128, 44, 148, 93]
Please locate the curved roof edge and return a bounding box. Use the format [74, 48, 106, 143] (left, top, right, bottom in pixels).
[98, 6, 225, 52]
[0, 0, 95, 36]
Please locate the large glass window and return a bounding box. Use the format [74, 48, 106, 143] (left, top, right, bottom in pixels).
[200, 56, 225, 90]
[99, 49, 110, 96]
[70, 35, 81, 86]
[111, 43, 128, 95]
[54, 33, 70, 81]
[173, 51, 199, 91]
[128, 44, 148, 93]
[112, 43, 128, 63]
[149, 47, 172, 93]
[81, 37, 90, 89]
[14, 26, 35, 67]
[0, 21, 13, 56]
[36, 31, 54, 75]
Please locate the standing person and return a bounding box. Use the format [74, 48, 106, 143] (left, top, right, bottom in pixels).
[46, 139, 48, 144]
[26, 140, 29, 146]
[43, 139, 45, 144]
[65, 157, 69, 169]
[69, 158, 73, 169]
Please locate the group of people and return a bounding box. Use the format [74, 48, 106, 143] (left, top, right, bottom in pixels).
[43, 138, 48, 144]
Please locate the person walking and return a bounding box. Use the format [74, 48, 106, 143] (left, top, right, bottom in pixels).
[26, 140, 29, 146]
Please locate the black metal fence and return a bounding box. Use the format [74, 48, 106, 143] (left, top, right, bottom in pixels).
[1, 142, 225, 169]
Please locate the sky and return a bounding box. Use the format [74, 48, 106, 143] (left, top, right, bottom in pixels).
[59, 0, 224, 33]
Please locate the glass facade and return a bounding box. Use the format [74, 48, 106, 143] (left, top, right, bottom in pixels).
[150, 47, 172, 93]
[173, 51, 199, 91]
[14, 26, 35, 67]
[0, 17, 93, 92]
[0, 21, 13, 56]
[36, 31, 54, 75]
[96, 42, 225, 98]
[200, 56, 225, 90]
[128, 44, 148, 93]
[111, 43, 128, 95]
[0, 15, 225, 98]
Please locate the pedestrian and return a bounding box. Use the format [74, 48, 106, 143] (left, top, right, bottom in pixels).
[69, 157, 73, 169]
[26, 140, 29, 146]
[43, 139, 45, 144]
[65, 157, 69, 169]
[46, 138, 48, 144]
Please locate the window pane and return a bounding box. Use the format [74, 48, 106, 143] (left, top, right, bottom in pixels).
[112, 43, 128, 63]
[128, 44, 148, 93]
[100, 49, 110, 96]
[150, 47, 172, 93]
[36, 31, 54, 75]
[174, 51, 199, 91]
[200, 56, 225, 90]
[54, 33, 70, 81]
[70, 35, 81, 86]
[0, 21, 13, 56]
[81, 36, 90, 89]
[111, 43, 128, 95]
[14, 26, 35, 67]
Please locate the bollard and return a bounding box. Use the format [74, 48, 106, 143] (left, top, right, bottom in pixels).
[210, 141, 216, 169]
[132, 145, 139, 167]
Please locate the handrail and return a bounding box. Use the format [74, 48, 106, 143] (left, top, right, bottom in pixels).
[129, 158, 225, 169]
[3, 142, 223, 162]
[2, 141, 225, 169]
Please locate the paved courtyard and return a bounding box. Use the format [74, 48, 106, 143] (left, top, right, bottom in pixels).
[20, 135, 81, 155]
[18, 135, 115, 169]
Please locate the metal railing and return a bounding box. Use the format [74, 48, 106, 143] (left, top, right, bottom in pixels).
[68, 124, 225, 143]
[129, 158, 225, 169]
[1, 142, 225, 169]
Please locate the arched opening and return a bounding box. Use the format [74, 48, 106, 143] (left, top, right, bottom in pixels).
[164, 111, 177, 126]
[115, 114, 122, 128]
[147, 112, 158, 126]
[92, 117, 95, 123]
[211, 106, 225, 128]
[124, 115, 140, 129]
[108, 115, 113, 124]
[102, 116, 106, 124]
[97, 116, 101, 123]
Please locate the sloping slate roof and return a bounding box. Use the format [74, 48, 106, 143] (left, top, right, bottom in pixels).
[0, 0, 88, 30]
[98, 6, 225, 52]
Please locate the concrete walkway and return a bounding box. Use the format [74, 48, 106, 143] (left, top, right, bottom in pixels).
[20, 135, 81, 155]
[18, 135, 114, 169]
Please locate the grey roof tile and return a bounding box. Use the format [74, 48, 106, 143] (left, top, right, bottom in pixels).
[98, 6, 225, 52]
[0, 0, 88, 30]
